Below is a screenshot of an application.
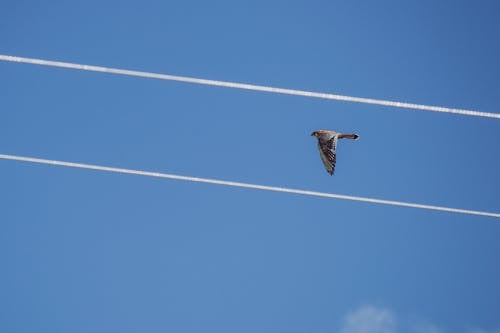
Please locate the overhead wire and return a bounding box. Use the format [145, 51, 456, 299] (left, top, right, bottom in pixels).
[1, 54, 498, 119]
[1, 55, 498, 218]
[1, 153, 498, 219]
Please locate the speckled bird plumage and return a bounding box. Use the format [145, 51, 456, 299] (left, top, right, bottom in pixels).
[311, 129, 359, 175]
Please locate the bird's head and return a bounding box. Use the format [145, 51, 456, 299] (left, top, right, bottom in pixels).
[311, 131, 319, 138]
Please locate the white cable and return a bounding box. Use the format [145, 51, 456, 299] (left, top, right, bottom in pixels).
[1, 54, 498, 119]
[1, 153, 498, 219]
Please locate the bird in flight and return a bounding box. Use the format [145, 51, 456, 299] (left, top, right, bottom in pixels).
[311, 129, 359, 175]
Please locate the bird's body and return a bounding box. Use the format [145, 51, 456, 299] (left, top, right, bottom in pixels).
[311, 129, 359, 175]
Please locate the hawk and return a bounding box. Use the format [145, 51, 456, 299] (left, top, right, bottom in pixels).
[311, 129, 359, 175]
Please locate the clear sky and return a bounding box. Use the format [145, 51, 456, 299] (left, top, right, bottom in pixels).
[1, 1, 499, 332]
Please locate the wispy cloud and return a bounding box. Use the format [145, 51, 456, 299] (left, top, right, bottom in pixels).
[338, 305, 445, 333]
[339, 305, 396, 333]
[338, 304, 500, 333]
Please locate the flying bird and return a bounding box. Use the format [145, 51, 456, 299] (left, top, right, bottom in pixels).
[311, 129, 359, 175]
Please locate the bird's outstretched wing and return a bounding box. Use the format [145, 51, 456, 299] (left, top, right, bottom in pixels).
[317, 136, 337, 175]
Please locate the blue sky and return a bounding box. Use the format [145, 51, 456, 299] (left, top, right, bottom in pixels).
[1, 1, 499, 332]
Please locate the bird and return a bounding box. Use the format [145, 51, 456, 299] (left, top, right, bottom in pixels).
[311, 129, 359, 175]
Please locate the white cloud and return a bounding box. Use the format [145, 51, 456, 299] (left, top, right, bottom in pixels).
[339, 305, 396, 333]
[338, 304, 498, 333]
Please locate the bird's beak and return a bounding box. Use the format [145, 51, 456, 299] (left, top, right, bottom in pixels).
[310, 132, 315, 136]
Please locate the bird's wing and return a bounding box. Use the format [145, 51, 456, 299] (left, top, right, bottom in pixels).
[317, 136, 337, 175]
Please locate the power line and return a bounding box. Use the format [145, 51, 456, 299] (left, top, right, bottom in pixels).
[1, 153, 498, 219]
[1, 54, 498, 119]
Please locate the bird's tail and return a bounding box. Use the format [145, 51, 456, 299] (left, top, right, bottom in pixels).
[339, 133, 359, 140]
